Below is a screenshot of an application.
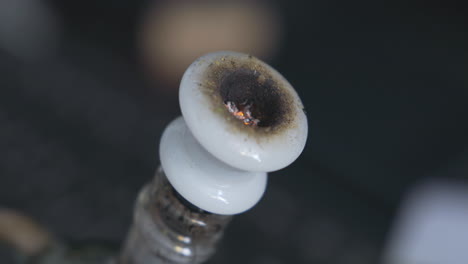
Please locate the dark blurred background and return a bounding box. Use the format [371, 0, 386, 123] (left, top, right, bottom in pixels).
[1, 0, 467, 263]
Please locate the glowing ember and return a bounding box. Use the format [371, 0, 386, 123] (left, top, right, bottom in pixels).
[225, 101, 259, 126]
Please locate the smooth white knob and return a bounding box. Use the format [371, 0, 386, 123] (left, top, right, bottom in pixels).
[160, 51, 307, 214]
[160, 117, 267, 215]
[179, 51, 307, 172]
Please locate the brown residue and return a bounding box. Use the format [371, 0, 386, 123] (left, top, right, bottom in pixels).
[197, 54, 300, 139]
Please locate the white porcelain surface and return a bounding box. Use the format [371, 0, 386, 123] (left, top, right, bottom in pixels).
[160, 117, 267, 215]
[179, 51, 308, 172]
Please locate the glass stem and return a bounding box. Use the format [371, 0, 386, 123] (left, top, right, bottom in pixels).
[118, 167, 232, 264]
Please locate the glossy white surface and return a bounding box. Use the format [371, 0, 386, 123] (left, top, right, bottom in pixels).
[160, 117, 267, 215]
[179, 51, 308, 172]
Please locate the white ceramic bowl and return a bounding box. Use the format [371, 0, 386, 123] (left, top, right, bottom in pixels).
[179, 51, 308, 172]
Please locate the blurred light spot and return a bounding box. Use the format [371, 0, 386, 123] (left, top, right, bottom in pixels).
[139, 0, 283, 88]
[0, 0, 61, 60]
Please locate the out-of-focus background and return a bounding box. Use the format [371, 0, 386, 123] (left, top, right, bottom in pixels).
[1, 0, 467, 263]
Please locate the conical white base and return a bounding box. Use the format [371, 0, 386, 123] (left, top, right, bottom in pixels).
[160, 117, 267, 215]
